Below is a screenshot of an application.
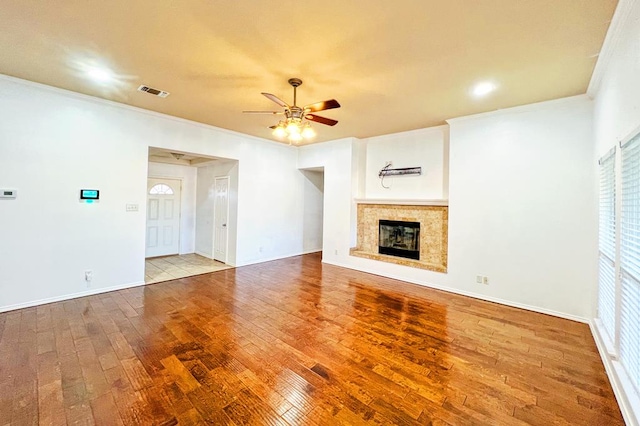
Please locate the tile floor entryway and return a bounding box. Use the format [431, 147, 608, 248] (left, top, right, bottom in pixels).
[145, 253, 232, 284]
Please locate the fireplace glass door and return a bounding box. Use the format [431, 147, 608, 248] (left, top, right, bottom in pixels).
[378, 220, 420, 260]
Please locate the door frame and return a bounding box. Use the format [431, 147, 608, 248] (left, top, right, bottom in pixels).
[146, 175, 183, 257]
[213, 175, 230, 264]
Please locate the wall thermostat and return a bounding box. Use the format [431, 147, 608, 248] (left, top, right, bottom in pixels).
[80, 189, 100, 203]
[0, 189, 17, 199]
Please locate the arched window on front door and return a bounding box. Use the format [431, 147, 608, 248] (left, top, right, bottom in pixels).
[149, 183, 174, 195]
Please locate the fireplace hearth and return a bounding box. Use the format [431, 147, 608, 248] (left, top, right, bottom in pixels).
[379, 219, 420, 260]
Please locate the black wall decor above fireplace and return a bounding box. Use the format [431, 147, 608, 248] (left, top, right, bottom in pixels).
[379, 219, 420, 260]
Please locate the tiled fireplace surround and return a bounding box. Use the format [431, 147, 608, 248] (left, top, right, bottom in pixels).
[350, 201, 448, 273]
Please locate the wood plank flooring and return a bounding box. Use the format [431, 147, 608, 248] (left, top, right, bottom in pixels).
[0, 253, 624, 425]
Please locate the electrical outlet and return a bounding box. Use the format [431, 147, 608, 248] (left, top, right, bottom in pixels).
[85, 270, 93, 284]
[259, 246, 263, 253]
[335, 249, 338, 255]
[126, 204, 139, 212]
[476, 275, 489, 284]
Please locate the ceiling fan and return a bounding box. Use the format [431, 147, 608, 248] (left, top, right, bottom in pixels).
[243, 78, 340, 143]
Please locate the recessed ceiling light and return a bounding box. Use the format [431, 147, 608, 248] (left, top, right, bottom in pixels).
[86, 67, 114, 83]
[472, 81, 497, 97]
[69, 56, 132, 95]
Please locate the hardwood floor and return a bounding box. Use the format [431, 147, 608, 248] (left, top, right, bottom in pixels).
[0, 253, 624, 425]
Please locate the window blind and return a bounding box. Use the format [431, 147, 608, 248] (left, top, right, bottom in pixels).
[620, 133, 640, 392]
[598, 148, 616, 342]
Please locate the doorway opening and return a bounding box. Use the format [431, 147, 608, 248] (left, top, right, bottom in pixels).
[145, 147, 238, 284]
[300, 167, 325, 256]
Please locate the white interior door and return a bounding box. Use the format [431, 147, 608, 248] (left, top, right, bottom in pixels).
[214, 176, 229, 263]
[146, 178, 181, 258]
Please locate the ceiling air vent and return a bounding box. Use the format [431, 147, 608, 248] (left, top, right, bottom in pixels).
[137, 85, 170, 98]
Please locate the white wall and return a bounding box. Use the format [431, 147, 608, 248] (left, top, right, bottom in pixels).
[195, 160, 239, 264]
[148, 161, 197, 254]
[0, 75, 306, 311]
[445, 96, 596, 320]
[590, 0, 640, 424]
[364, 126, 447, 200]
[305, 96, 596, 321]
[593, 0, 640, 158]
[298, 138, 359, 258]
[300, 170, 324, 253]
[0, 78, 148, 311]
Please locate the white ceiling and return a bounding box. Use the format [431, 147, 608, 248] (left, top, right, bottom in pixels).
[0, 1, 617, 144]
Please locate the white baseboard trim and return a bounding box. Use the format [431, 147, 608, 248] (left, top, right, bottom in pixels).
[322, 259, 588, 323]
[2, 250, 584, 322]
[0, 280, 146, 313]
[590, 321, 640, 426]
[194, 251, 237, 266]
[237, 250, 322, 267]
[0, 250, 324, 313]
[195, 250, 213, 259]
[301, 249, 323, 255]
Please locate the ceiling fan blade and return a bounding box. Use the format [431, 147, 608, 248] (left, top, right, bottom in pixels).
[262, 92, 289, 108]
[304, 99, 341, 113]
[306, 114, 338, 126]
[242, 110, 284, 114]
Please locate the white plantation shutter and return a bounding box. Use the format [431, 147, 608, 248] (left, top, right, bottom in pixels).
[620, 132, 640, 392]
[620, 273, 640, 390]
[598, 255, 616, 341]
[598, 148, 616, 342]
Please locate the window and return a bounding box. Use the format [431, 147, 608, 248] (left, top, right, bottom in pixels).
[598, 147, 616, 343]
[597, 129, 640, 408]
[149, 183, 174, 195]
[620, 133, 640, 392]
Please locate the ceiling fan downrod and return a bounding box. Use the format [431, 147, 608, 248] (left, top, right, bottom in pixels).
[288, 78, 302, 107]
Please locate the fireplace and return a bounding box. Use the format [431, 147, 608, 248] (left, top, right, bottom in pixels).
[351, 203, 447, 272]
[379, 219, 420, 260]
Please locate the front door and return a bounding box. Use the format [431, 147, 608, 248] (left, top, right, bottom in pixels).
[146, 178, 181, 258]
[214, 176, 229, 263]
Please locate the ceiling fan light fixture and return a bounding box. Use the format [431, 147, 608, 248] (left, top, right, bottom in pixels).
[244, 77, 340, 144]
[289, 132, 303, 143]
[286, 120, 301, 135]
[301, 123, 316, 139]
[273, 122, 287, 139]
[273, 118, 315, 144]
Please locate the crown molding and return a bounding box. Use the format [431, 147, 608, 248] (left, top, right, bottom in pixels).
[587, 0, 636, 98]
[445, 94, 589, 125]
[0, 73, 293, 149]
[365, 124, 449, 143]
